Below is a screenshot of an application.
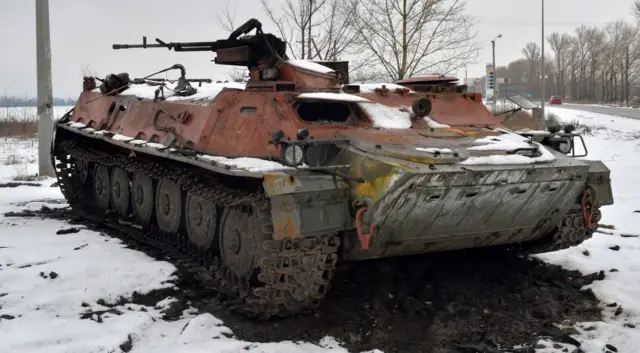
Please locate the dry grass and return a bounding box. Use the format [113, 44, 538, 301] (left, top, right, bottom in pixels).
[501, 110, 543, 131]
[0, 107, 38, 138]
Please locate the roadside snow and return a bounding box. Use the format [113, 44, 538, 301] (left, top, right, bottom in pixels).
[296, 92, 370, 103]
[532, 107, 640, 352]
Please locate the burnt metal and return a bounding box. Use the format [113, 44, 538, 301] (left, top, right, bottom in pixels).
[99, 73, 131, 95]
[412, 97, 432, 118]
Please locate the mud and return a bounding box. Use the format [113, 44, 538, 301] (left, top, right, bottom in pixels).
[20, 206, 604, 353]
[0, 182, 41, 188]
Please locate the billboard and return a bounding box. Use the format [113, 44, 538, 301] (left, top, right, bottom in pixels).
[485, 63, 495, 98]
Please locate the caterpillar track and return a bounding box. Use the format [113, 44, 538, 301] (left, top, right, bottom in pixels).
[52, 134, 340, 319]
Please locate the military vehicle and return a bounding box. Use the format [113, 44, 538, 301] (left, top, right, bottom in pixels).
[51, 18, 613, 319]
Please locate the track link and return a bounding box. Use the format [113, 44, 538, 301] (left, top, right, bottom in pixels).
[52, 134, 340, 319]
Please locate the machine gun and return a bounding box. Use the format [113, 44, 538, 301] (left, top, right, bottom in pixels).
[112, 18, 287, 67]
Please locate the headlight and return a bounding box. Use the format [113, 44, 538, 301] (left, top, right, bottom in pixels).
[280, 145, 304, 167]
[557, 137, 572, 154]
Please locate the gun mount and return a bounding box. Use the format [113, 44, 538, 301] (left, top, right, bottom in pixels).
[111, 18, 346, 89]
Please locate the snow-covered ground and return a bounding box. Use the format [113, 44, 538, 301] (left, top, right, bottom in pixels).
[0, 146, 375, 352]
[0, 106, 73, 121]
[534, 106, 640, 352]
[1, 105, 639, 353]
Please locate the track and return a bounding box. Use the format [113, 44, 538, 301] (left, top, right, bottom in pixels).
[52, 130, 340, 319]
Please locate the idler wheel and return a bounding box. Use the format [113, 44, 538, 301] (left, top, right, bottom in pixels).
[185, 192, 217, 250]
[219, 206, 263, 279]
[155, 178, 182, 234]
[412, 97, 432, 118]
[93, 165, 110, 212]
[132, 171, 154, 226]
[110, 167, 130, 218]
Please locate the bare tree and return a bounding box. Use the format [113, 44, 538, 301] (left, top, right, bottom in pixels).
[259, 0, 327, 59]
[547, 33, 572, 97]
[215, 0, 238, 32]
[506, 59, 528, 84]
[521, 42, 540, 96]
[584, 27, 606, 100]
[81, 64, 98, 78]
[633, 0, 640, 20]
[346, 0, 480, 81]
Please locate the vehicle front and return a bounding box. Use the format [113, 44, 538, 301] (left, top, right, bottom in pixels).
[276, 80, 613, 261]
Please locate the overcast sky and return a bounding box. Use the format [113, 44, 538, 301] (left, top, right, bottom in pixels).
[0, 0, 637, 98]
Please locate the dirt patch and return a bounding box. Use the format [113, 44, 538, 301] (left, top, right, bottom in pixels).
[207, 250, 602, 353]
[26, 206, 603, 352]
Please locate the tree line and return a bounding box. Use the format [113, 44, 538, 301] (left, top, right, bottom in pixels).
[0, 95, 76, 108]
[499, 1, 640, 103]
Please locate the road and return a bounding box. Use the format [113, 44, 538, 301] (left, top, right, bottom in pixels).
[548, 103, 640, 120]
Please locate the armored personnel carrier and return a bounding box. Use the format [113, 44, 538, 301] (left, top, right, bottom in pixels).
[51, 19, 613, 319]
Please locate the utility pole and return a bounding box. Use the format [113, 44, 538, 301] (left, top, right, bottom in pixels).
[491, 34, 502, 112]
[36, 0, 55, 177]
[540, 0, 546, 128]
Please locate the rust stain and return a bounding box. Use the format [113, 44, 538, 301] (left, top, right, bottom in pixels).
[273, 215, 298, 240]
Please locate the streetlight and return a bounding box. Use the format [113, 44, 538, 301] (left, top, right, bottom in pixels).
[491, 34, 502, 109]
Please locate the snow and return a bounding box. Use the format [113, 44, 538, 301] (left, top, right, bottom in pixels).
[357, 103, 412, 129]
[3, 105, 640, 353]
[68, 122, 87, 128]
[296, 92, 371, 103]
[415, 147, 454, 154]
[467, 132, 538, 151]
[531, 106, 640, 352]
[112, 133, 134, 141]
[91, 82, 245, 102]
[0, 133, 373, 353]
[460, 132, 557, 165]
[197, 154, 293, 172]
[286, 60, 335, 74]
[353, 83, 415, 94]
[424, 116, 450, 128]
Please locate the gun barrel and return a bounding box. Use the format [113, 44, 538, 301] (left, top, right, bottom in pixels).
[113, 43, 166, 50]
[112, 37, 222, 51]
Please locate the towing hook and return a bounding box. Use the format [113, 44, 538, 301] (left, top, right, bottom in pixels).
[356, 207, 372, 250]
